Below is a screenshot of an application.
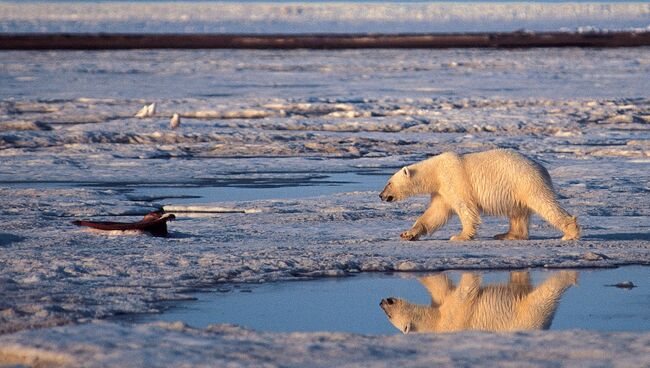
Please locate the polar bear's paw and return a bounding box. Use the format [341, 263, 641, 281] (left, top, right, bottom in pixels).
[494, 232, 528, 240]
[450, 233, 473, 241]
[400, 230, 421, 241]
[561, 217, 580, 240]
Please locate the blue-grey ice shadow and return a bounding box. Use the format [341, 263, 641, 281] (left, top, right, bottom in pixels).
[585, 233, 650, 241]
[0, 233, 25, 247]
[167, 231, 195, 239]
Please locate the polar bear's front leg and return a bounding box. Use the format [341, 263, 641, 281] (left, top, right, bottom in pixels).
[401, 195, 451, 241]
[437, 181, 480, 241]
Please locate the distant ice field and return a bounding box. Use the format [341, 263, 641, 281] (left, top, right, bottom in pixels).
[2, 49, 649, 102]
[0, 1, 648, 33]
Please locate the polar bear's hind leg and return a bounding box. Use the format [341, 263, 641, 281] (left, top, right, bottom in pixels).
[526, 190, 580, 240]
[519, 271, 577, 329]
[495, 208, 530, 240]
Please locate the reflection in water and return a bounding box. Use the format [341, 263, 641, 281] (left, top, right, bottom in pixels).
[380, 271, 577, 334]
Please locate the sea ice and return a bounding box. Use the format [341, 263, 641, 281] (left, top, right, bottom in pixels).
[0, 47, 648, 366]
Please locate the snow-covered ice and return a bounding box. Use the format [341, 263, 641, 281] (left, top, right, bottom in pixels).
[0, 46, 649, 366]
[1, 323, 649, 368]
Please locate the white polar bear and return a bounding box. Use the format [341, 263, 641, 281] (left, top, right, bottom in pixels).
[379, 149, 580, 241]
[380, 271, 578, 334]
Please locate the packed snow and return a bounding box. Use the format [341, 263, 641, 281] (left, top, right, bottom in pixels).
[1, 323, 649, 367]
[0, 46, 649, 366]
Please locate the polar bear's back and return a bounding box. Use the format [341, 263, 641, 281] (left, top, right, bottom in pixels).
[461, 149, 555, 216]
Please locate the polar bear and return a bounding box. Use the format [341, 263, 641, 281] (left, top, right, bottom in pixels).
[379, 149, 580, 241]
[380, 271, 577, 334]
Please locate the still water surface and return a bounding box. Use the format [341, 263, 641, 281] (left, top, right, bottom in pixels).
[126, 266, 649, 335]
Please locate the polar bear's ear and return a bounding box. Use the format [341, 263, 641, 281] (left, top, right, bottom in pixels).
[401, 167, 410, 178]
[403, 322, 412, 334]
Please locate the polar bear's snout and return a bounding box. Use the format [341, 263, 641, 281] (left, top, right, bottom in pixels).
[379, 297, 398, 317]
[379, 184, 395, 202]
[380, 297, 415, 333]
[380, 193, 395, 202]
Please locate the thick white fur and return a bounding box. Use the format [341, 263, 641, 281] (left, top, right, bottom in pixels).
[379, 149, 580, 241]
[380, 271, 577, 334]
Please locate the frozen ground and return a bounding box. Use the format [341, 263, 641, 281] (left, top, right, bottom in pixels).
[0, 1, 649, 34]
[0, 47, 649, 366]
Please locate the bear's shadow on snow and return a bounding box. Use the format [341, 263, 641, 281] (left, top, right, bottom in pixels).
[0, 233, 26, 247]
[584, 233, 650, 241]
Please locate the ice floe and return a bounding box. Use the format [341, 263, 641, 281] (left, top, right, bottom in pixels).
[0, 47, 648, 366]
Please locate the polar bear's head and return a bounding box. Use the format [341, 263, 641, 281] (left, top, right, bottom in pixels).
[380, 297, 414, 334]
[379, 166, 412, 202]
[380, 297, 436, 334]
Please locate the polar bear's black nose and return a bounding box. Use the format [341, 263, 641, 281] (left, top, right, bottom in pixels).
[380, 192, 394, 202]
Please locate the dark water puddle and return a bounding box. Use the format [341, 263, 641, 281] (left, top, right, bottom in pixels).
[122, 266, 649, 335]
[127, 172, 388, 204]
[0, 172, 389, 204]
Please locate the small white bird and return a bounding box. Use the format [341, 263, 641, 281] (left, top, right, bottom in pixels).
[135, 103, 156, 118]
[170, 113, 181, 129]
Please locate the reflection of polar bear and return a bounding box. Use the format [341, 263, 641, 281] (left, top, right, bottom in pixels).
[379, 149, 580, 241]
[380, 271, 577, 334]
